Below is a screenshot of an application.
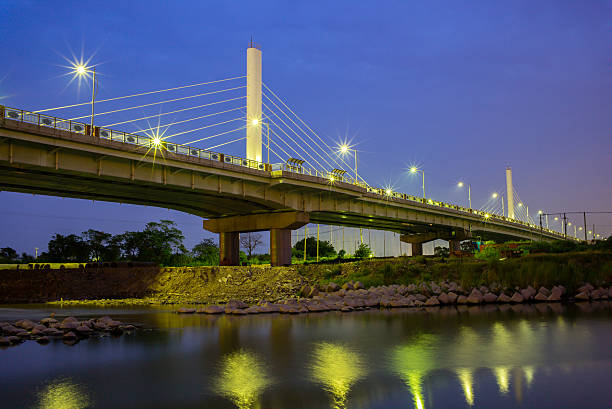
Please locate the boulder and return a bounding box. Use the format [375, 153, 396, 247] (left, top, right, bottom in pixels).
[534, 292, 548, 302]
[456, 295, 468, 304]
[447, 292, 458, 303]
[575, 291, 590, 301]
[177, 308, 196, 314]
[483, 293, 498, 303]
[497, 293, 512, 303]
[14, 320, 37, 331]
[201, 305, 224, 314]
[510, 292, 525, 303]
[467, 289, 484, 304]
[424, 297, 440, 306]
[538, 287, 551, 297]
[437, 293, 450, 304]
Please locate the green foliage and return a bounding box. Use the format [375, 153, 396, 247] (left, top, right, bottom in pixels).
[293, 237, 336, 259]
[353, 243, 371, 259]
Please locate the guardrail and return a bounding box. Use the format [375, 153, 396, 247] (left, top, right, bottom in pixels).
[1, 105, 570, 240]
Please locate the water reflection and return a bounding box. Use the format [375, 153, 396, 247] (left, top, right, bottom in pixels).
[310, 342, 366, 409]
[390, 334, 438, 409]
[36, 377, 90, 409]
[215, 349, 272, 409]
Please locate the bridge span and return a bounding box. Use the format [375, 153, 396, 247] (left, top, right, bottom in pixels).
[0, 105, 566, 266]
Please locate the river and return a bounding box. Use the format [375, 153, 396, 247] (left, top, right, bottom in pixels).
[1, 302, 611, 409]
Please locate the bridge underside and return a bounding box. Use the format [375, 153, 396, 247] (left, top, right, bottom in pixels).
[0, 119, 564, 266]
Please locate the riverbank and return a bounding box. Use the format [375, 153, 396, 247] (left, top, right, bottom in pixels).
[1, 251, 611, 307]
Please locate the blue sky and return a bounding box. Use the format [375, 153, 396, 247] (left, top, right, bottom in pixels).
[1, 1, 611, 254]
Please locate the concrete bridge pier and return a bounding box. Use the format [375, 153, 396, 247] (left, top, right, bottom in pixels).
[203, 211, 309, 267]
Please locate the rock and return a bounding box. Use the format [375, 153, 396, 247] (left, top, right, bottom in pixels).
[41, 318, 58, 326]
[200, 305, 224, 314]
[177, 308, 196, 314]
[456, 295, 468, 304]
[447, 292, 458, 303]
[483, 293, 498, 303]
[538, 287, 551, 297]
[63, 331, 78, 341]
[467, 289, 483, 304]
[534, 292, 548, 302]
[437, 293, 450, 304]
[510, 292, 525, 303]
[36, 336, 50, 345]
[15, 319, 37, 331]
[575, 291, 590, 301]
[327, 282, 340, 292]
[497, 293, 512, 303]
[424, 296, 440, 306]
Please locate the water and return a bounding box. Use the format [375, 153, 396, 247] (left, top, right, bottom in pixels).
[1, 302, 612, 409]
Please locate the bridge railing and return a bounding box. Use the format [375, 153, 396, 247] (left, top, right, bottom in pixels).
[1, 105, 569, 239]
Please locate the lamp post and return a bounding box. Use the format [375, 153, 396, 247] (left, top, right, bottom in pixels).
[74, 64, 97, 135]
[339, 144, 358, 181]
[458, 181, 471, 209]
[410, 167, 425, 199]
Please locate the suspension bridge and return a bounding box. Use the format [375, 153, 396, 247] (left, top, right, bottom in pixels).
[0, 43, 572, 266]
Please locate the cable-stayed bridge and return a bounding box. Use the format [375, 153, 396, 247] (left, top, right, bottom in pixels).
[0, 43, 571, 265]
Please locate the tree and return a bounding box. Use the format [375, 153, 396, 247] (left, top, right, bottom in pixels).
[46, 234, 90, 262]
[293, 237, 336, 259]
[0, 247, 19, 263]
[353, 243, 371, 258]
[240, 232, 263, 259]
[192, 238, 219, 265]
[82, 229, 113, 261]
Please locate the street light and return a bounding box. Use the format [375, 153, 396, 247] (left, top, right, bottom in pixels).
[458, 181, 471, 209]
[73, 64, 98, 135]
[410, 166, 425, 199]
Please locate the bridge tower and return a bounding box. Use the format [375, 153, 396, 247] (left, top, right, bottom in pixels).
[246, 41, 262, 162]
[506, 167, 514, 219]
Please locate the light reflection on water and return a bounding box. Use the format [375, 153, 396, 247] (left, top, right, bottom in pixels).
[1, 302, 611, 409]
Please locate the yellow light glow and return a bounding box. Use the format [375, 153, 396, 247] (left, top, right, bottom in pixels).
[75, 65, 87, 75]
[215, 349, 272, 409]
[492, 193, 498, 198]
[310, 342, 366, 409]
[251, 118, 259, 126]
[458, 182, 464, 187]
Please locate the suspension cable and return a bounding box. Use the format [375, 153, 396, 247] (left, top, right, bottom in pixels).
[162, 117, 245, 140]
[102, 96, 245, 127]
[205, 136, 246, 151]
[183, 125, 247, 145]
[34, 75, 246, 113]
[137, 106, 245, 134]
[68, 86, 245, 121]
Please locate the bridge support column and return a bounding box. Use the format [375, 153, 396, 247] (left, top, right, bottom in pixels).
[219, 232, 240, 266]
[203, 211, 309, 266]
[270, 228, 291, 266]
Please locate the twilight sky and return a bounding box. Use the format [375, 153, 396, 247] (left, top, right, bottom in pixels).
[1, 0, 611, 254]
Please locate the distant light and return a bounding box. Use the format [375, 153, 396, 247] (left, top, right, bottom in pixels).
[410, 167, 418, 173]
[457, 182, 464, 187]
[152, 137, 162, 146]
[75, 65, 87, 75]
[492, 193, 498, 199]
[251, 118, 259, 126]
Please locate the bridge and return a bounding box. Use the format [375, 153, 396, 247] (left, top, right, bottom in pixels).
[0, 43, 569, 266]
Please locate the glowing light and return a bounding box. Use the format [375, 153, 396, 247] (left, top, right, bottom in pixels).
[215, 349, 272, 409]
[251, 118, 259, 126]
[458, 182, 464, 187]
[310, 342, 366, 409]
[36, 377, 90, 409]
[492, 193, 498, 199]
[457, 368, 475, 406]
